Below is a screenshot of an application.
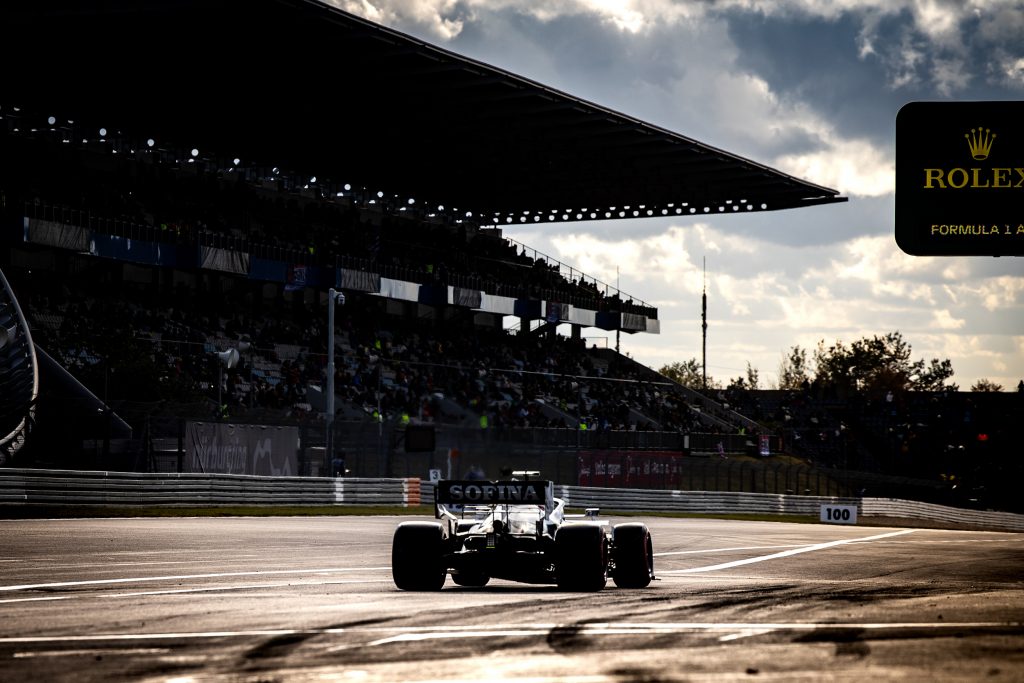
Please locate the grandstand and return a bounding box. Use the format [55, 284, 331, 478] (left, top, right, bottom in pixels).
[2, 1, 1018, 512]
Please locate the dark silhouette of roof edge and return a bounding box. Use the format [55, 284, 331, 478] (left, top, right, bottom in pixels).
[3, 0, 847, 222]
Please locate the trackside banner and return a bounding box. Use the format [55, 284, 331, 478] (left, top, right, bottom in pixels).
[435, 480, 553, 511]
[185, 422, 298, 475]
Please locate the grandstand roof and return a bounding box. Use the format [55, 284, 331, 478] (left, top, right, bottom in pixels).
[4, 0, 846, 225]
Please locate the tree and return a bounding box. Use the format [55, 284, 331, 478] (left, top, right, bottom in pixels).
[971, 378, 1003, 392]
[777, 345, 810, 390]
[812, 331, 956, 394]
[727, 362, 760, 390]
[659, 358, 718, 390]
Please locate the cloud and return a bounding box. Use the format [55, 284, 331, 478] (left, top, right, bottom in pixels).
[931, 309, 965, 330]
[773, 133, 894, 197]
[333, 0, 1024, 389]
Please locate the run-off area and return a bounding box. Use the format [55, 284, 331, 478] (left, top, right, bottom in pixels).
[0, 516, 1021, 682]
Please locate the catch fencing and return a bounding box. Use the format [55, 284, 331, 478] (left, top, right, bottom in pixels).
[0, 468, 420, 507]
[2, 469, 1023, 532]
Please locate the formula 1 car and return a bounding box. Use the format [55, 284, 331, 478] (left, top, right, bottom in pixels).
[391, 477, 654, 591]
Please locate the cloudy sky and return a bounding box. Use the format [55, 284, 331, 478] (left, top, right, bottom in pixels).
[334, 0, 1024, 390]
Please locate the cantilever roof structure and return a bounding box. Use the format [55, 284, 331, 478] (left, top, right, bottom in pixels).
[3, 0, 845, 225]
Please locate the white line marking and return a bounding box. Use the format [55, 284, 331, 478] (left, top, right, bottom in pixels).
[0, 578, 392, 604]
[0, 567, 390, 592]
[659, 529, 916, 574]
[718, 628, 775, 642]
[655, 544, 804, 557]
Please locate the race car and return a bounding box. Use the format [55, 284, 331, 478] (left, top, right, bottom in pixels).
[391, 476, 654, 591]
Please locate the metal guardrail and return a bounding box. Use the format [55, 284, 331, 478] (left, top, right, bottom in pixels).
[862, 498, 1024, 532]
[0, 469, 420, 507]
[2, 469, 1022, 532]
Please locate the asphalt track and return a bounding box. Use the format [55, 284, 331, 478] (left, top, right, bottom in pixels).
[0, 516, 1022, 682]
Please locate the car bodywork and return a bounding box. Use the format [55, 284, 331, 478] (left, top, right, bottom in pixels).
[391, 478, 654, 591]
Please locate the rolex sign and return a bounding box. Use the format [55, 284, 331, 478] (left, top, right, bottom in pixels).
[896, 101, 1024, 256]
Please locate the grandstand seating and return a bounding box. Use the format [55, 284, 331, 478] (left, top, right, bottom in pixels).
[2, 104, 1020, 512]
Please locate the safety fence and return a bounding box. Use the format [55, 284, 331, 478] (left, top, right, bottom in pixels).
[0, 468, 420, 507]
[2, 469, 1023, 532]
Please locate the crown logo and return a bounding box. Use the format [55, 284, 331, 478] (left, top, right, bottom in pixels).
[964, 127, 995, 160]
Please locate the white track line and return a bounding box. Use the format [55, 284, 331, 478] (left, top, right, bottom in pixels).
[0, 578, 392, 604]
[0, 567, 389, 592]
[655, 544, 805, 557]
[659, 529, 916, 574]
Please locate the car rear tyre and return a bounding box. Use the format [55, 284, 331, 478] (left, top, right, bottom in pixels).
[612, 523, 653, 588]
[555, 524, 608, 591]
[392, 522, 447, 591]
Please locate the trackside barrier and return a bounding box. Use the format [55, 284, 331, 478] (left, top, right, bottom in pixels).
[0, 469, 419, 507]
[861, 497, 1024, 532]
[2, 471, 1021, 531]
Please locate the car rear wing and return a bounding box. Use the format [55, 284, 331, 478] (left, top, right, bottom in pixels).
[435, 480, 554, 516]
